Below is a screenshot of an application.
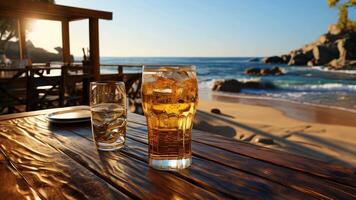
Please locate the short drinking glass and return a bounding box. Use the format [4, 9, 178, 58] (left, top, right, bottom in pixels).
[142, 65, 198, 170]
[90, 81, 127, 151]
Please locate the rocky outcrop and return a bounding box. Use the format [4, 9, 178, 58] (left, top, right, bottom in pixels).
[263, 25, 356, 69]
[245, 67, 283, 76]
[212, 79, 242, 93]
[262, 56, 284, 64]
[212, 79, 275, 93]
[2, 40, 74, 63]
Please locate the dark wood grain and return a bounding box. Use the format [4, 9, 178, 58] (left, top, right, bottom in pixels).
[53, 118, 309, 199]
[0, 160, 41, 200]
[0, 106, 89, 121]
[57, 114, 356, 199]
[126, 123, 356, 200]
[0, 0, 112, 21]
[0, 120, 130, 200]
[0, 149, 42, 199]
[0, 151, 4, 161]
[127, 113, 356, 188]
[3, 116, 221, 199]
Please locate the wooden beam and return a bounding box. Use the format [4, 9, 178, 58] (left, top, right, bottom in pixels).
[17, 18, 27, 60]
[0, 0, 112, 21]
[89, 18, 100, 81]
[61, 19, 71, 64]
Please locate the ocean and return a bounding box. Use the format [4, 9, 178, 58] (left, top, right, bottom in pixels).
[99, 57, 356, 111]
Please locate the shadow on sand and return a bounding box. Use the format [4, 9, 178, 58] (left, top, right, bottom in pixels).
[194, 110, 354, 168]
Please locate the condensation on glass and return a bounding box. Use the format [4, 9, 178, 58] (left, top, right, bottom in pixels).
[142, 65, 198, 170]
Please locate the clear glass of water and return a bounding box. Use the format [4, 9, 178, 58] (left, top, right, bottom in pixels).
[90, 81, 127, 151]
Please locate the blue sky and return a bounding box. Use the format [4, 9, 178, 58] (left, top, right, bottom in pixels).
[28, 0, 355, 57]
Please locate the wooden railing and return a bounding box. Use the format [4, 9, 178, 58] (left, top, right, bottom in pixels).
[0, 63, 143, 114]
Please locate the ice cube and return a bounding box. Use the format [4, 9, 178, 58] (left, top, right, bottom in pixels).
[143, 74, 157, 83]
[162, 71, 190, 82]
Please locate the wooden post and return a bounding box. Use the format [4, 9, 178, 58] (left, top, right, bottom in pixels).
[117, 65, 123, 81]
[89, 18, 100, 81]
[61, 19, 71, 64]
[17, 18, 27, 60]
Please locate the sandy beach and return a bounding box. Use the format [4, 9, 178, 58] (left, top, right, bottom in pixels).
[194, 94, 356, 168]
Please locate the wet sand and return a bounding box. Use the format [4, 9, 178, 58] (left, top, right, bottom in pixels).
[211, 94, 356, 127]
[194, 94, 356, 168]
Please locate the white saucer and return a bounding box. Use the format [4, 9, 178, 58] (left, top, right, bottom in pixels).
[47, 108, 91, 124]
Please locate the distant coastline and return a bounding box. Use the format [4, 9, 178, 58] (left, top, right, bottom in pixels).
[98, 57, 356, 111]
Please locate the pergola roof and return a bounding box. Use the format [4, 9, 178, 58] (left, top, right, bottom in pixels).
[0, 0, 112, 21]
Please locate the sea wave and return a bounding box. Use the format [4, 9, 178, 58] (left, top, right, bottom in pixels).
[278, 83, 356, 92]
[199, 78, 262, 88]
[312, 66, 356, 74]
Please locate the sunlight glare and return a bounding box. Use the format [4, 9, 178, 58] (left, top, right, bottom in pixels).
[27, 20, 62, 53]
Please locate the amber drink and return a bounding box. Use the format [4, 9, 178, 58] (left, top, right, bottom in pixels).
[142, 65, 198, 170]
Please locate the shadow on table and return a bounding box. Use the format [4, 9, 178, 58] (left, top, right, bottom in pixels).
[194, 110, 353, 168]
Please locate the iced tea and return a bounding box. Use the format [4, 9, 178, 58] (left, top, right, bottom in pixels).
[142, 65, 198, 170]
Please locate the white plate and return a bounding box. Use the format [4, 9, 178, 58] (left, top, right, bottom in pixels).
[47, 108, 91, 124]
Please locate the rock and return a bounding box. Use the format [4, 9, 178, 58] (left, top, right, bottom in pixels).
[263, 25, 355, 69]
[270, 67, 284, 75]
[328, 58, 356, 70]
[312, 45, 339, 65]
[307, 60, 315, 67]
[319, 34, 328, 44]
[288, 50, 313, 66]
[245, 67, 283, 76]
[5, 40, 74, 63]
[245, 67, 261, 75]
[302, 44, 315, 53]
[338, 33, 356, 60]
[212, 79, 242, 93]
[254, 137, 275, 145]
[249, 58, 260, 62]
[211, 108, 221, 115]
[328, 58, 343, 69]
[260, 68, 271, 75]
[262, 56, 285, 64]
[281, 54, 291, 63]
[328, 24, 342, 35]
[212, 79, 276, 93]
[328, 33, 356, 69]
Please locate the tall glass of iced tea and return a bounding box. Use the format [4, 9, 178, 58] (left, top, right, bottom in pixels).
[142, 65, 198, 170]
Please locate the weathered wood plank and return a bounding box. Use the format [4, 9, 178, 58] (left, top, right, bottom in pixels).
[0, 149, 42, 200]
[0, 120, 131, 200]
[9, 116, 221, 199]
[51, 117, 322, 198]
[0, 106, 89, 121]
[0, 162, 41, 200]
[126, 122, 356, 199]
[0, 151, 4, 161]
[127, 113, 356, 188]
[55, 120, 309, 199]
[0, 0, 113, 21]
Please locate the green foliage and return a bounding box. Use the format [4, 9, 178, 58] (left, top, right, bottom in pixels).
[327, 0, 339, 7]
[0, 0, 55, 53]
[327, 0, 356, 31]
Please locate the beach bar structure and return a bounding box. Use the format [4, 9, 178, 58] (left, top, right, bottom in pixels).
[0, 0, 112, 80]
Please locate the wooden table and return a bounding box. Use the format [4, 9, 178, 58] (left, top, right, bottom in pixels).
[0, 106, 355, 199]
